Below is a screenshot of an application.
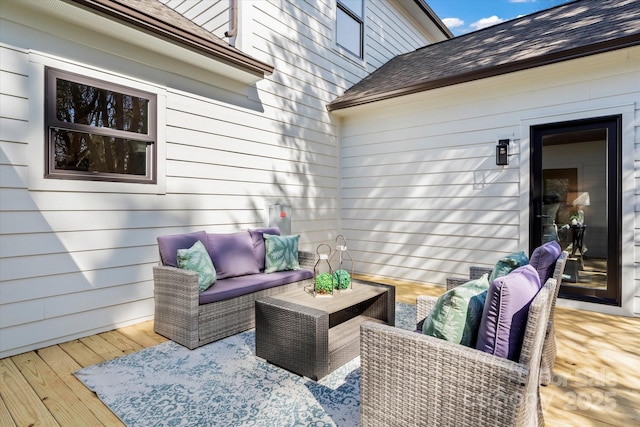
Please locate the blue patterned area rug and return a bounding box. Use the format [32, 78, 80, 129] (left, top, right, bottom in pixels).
[75, 302, 416, 427]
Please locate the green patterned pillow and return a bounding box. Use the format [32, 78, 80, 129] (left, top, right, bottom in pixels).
[422, 274, 490, 347]
[264, 234, 301, 273]
[489, 251, 529, 283]
[177, 240, 217, 291]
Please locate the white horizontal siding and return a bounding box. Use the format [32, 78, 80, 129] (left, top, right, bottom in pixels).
[159, 0, 229, 38]
[0, 70, 28, 98]
[0, 299, 154, 354]
[0, 0, 436, 357]
[1, 210, 270, 234]
[0, 93, 28, 120]
[0, 119, 27, 166]
[0, 44, 160, 356]
[365, 0, 429, 69]
[1, 281, 152, 328]
[338, 47, 640, 317]
[0, 164, 27, 188]
[0, 265, 153, 305]
[166, 96, 337, 156]
[0, 246, 158, 282]
[247, 0, 430, 93]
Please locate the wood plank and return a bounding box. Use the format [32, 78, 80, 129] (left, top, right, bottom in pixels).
[117, 320, 167, 348]
[98, 330, 144, 355]
[541, 381, 639, 426]
[11, 352, 102, 427]
[540, 303, 640, 426]
[0, 388, 18, 427]
[79, 335, 128, 361]
[36, 346, 124, 427]
[355, 274, 444, 304]
[58, 340, 105, 368]
[0, 357, 60, 426]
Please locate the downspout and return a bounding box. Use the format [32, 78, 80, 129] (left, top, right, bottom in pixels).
[225, 0, 238, 39]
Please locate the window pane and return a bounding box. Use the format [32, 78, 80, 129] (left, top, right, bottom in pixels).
[339, 0, 363, 18]
[52, 129, 148, 175]
[56, 78, 149, 134]
[337, 7, 362, 56]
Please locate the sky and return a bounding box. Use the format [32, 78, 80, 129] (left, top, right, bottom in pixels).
[427, 0, 574, 36]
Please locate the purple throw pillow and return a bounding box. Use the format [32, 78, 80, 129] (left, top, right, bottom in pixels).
[248, 227, 281, 271]
[157, 231, 207, 267]
[529, 240, 561, 284]
[205, 231, 260, 279]
[476, 264, 542, 361]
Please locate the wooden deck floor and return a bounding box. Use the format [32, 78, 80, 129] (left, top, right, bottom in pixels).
[1, 278, 638, 426]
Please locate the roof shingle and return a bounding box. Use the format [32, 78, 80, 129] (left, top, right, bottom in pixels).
[328, 0, 640, 111]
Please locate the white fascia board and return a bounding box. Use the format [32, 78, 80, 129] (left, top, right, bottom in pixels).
[3, 0, 265, 85]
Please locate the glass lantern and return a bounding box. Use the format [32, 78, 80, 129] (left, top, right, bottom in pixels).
[330, 235, 353, 292]
[312, 243, 334, 297]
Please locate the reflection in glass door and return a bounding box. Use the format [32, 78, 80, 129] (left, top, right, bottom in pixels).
[531, 117, 621, 306]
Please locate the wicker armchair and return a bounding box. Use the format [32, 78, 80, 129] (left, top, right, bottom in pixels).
[360, 278, 556, 427]
[445, 251, 568, 385]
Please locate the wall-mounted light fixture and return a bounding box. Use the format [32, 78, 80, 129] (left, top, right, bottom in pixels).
[496, 139, 509, 165]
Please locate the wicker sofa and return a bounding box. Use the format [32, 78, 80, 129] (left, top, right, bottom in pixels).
[446, 248, 568, 385]
[152, 228, 314, 349]
[360, 278, 556, 427]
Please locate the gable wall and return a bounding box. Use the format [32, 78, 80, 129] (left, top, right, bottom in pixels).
[160, 0, 230, 39]
[337, 47, 640, 317]
[0, 0, 433, 357]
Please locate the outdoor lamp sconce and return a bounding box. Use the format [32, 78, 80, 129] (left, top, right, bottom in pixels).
[496, 139, 509, 165]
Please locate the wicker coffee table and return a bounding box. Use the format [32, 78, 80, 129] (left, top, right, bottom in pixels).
[255, 279, 395, 380]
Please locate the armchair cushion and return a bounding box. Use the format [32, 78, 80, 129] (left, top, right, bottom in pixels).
[488, 251, 529, 283]
[264, 234, 301, 273]
[529, 240, 561, 284]
[422, 274, 489, 347]
[205, 231, 260, 279]
[177, 240, 217, 291]
[476, 264, 542, 361]
[157, 230, 208, 268]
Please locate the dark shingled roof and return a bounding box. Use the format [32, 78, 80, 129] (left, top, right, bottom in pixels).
[328, 0, 640, 111]
[68, 0, 274, 76]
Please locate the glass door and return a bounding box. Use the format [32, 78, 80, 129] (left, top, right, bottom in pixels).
[531, 116, 621, 305]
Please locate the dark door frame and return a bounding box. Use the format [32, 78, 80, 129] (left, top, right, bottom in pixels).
[530, 115, 622, 306]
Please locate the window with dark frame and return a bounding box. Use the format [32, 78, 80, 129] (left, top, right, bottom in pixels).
[336, 0, 364, 58]
[45, 67, 157, 183]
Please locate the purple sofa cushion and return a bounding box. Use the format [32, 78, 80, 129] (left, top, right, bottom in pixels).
[529, 240, 561, 284]
[205, 231, 260, 280]
[476, 265, 542, 361]
[198, 269, 313, 304]
[248, 227, 281, 271]
[157, 230, 207, 268]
